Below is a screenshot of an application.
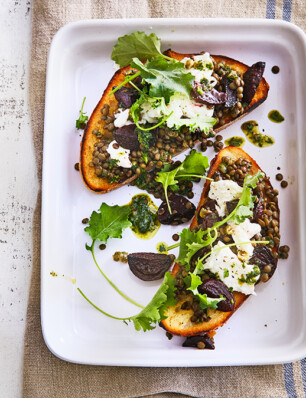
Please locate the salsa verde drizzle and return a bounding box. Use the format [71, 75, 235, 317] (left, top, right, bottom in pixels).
[129, 194, 160, 239]
[241, 120, 275, 148]
[268, 110, 285, 123]
[225, 136, 245, 148]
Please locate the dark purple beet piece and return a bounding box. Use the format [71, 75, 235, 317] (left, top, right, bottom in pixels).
[157, 194, 196, 225]
[197, 199, 220, 230]
[221, 76, 237, 108]
[113, 86, 139, 108]
[133, 75, 146, 90]
[127, 252, 174, 281]
[201, 213, 219, 230]
[190, 246, 210, 266]
[243, 61, 265, 104]
[203, 199, 218, 212]
[249, 245, 276, 278]
[198, 279, 235, 312]
[113, 124, 140, 151]
[183, 334, 215, 349]
[226, 199, 239, 215]
[252, 196, 264, 221]
[192, 82, 226, 105]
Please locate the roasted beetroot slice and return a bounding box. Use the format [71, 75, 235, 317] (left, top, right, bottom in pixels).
[198, 279, 235, 312]
[183, 334, 215, 349]
[192, 82, 226, 105]
[157, 194, 196, 225]
[226, 199, 239, 215]
[113, 86, 139, 108]
[221, 76, 237, 108]
[196, 199, 220, 230]
[127, 252, 174, 281]
[249, 245, 276, 279]
[243, 62, 266, 104]
[252, 196, 264, 221]
[113, 124, 140, 150]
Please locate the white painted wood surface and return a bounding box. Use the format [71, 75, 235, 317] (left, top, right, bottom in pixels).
[0, 1, 37, 396]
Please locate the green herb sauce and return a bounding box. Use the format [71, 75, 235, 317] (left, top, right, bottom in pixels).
[239, 266, 261, 285]
[241, 120, 275, 148]
[156, 242, 168, 254]
[268, 110, 285, 123]
[129, 194, 160, 239]
[225, 136, 245, 148]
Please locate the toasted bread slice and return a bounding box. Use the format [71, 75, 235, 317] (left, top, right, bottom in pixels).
[161, 147, 279, 337]
[80, 53, 269, 193]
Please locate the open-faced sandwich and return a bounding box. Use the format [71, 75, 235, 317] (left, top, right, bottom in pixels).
[80, 145, 281, 350]
[161, 146, 280, 348]
[79, 32, 269, 193]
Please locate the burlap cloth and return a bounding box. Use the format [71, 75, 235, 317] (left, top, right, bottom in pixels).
[24, 1, 306, 397]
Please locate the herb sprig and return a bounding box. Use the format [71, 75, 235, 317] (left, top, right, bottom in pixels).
[155, 151, 212, 214]
[85, 202, 143, 309]
[130, 57, 195, 103]
[76, 97, 88, 129]
[78, 271, 177, 332]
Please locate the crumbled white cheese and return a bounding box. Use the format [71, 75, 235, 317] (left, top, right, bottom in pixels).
[208, 180, 243, 217]
[106, 140, 132, 168]
[167, 93, 214, 119]
[203, 241, 260, 295]
[181, 53, 217, 86]
[139, 98, 167, 124]
[114, 108, 133, 128]
[139, 93, 214, 126]
[228, 219, 261, 258]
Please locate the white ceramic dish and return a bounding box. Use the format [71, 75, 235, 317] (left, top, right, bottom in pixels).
[42, 18, 306, 366]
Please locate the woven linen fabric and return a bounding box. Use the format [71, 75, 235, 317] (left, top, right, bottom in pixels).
[23, 1, 306, 397]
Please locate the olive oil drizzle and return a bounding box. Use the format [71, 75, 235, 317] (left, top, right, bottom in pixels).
[241, 120, 275, 148]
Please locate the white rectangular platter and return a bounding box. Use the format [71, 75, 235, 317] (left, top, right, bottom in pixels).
[42, 18, 306, 366]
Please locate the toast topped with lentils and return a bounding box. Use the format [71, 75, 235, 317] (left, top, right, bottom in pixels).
[161, 147, 280, 343]
[79, 32, 269, 193]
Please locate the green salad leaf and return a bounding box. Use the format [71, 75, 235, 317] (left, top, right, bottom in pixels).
[186, 273, 225, 310]
[131, 57, 195, 103]
[155, 151, 211, 214]
[130, 91, 147, 125]
[84, 202, 143, 308]
[166, 113, 216, 133]
[78, 272, 177, 332]
[155, 167, 180, 214]
[111, 31, 172, 68]
[76, 97, 88, 129]
[129, 272, 177, 331]
[176, 150, 210, 178]
[175, 228, 216, 268]
[85, 203, 131, 244]
[183, 230, 217, 269]
[176, 228, 202, 266]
